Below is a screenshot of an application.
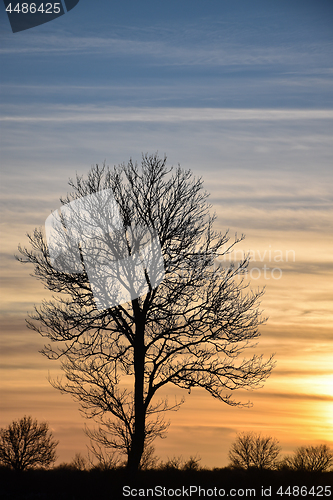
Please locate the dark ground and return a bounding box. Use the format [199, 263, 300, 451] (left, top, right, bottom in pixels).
[0, 467, 332, 500]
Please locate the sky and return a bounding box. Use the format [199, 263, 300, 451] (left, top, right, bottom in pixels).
[0, 0, 333, 468]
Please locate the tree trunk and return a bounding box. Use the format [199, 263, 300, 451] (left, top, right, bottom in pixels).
[127, 316, 146, 475]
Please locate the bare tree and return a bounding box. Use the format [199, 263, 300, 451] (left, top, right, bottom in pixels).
[18, 153, 274, 473]
[228, 432, 253, 469]
[283, 444, 333, 472]
[0, 416, 58, 471]
[229, 432, 281, 470]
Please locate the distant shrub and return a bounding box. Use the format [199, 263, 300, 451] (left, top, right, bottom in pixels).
[158, 455, 201, 471]
[70, 453, 88, 471]
[282, 444, 333, 472]
[229, 432, 281, 470]
[182, 456, 201, 471]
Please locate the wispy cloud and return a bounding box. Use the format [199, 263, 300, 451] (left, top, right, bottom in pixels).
[254, 391, 333, 402]
[2, 106, 333, 123]
[1, 26, 332, 74]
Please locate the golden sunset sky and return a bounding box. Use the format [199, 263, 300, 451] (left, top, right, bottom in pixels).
[1, 1, 332, 468]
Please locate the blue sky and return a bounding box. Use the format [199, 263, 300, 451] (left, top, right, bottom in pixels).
[1, 0, 333, 466]
[1, 0, 332, 188]
[1, 0, 333, 109]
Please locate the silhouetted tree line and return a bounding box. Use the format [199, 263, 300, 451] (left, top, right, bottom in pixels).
[228, 432, 333, 472]
[1, 417, 332, 473]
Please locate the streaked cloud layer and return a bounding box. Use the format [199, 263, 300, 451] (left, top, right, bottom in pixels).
[2, 106, 333, 122]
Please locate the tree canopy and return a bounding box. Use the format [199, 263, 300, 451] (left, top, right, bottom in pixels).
[283, 444, 333, 472]
[18, 154, 274, 472]
[0, 416, 58, 471]
[228, 432, 281, 470]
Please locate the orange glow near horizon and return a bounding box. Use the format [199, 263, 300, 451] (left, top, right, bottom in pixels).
[1, 170, 333, 468]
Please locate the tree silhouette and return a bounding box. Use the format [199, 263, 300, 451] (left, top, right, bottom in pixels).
[283, 444, 333, 472]
[229, 432, 281, 470]
[0, 416, 58, 471]
[18, 154, 274, 473]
